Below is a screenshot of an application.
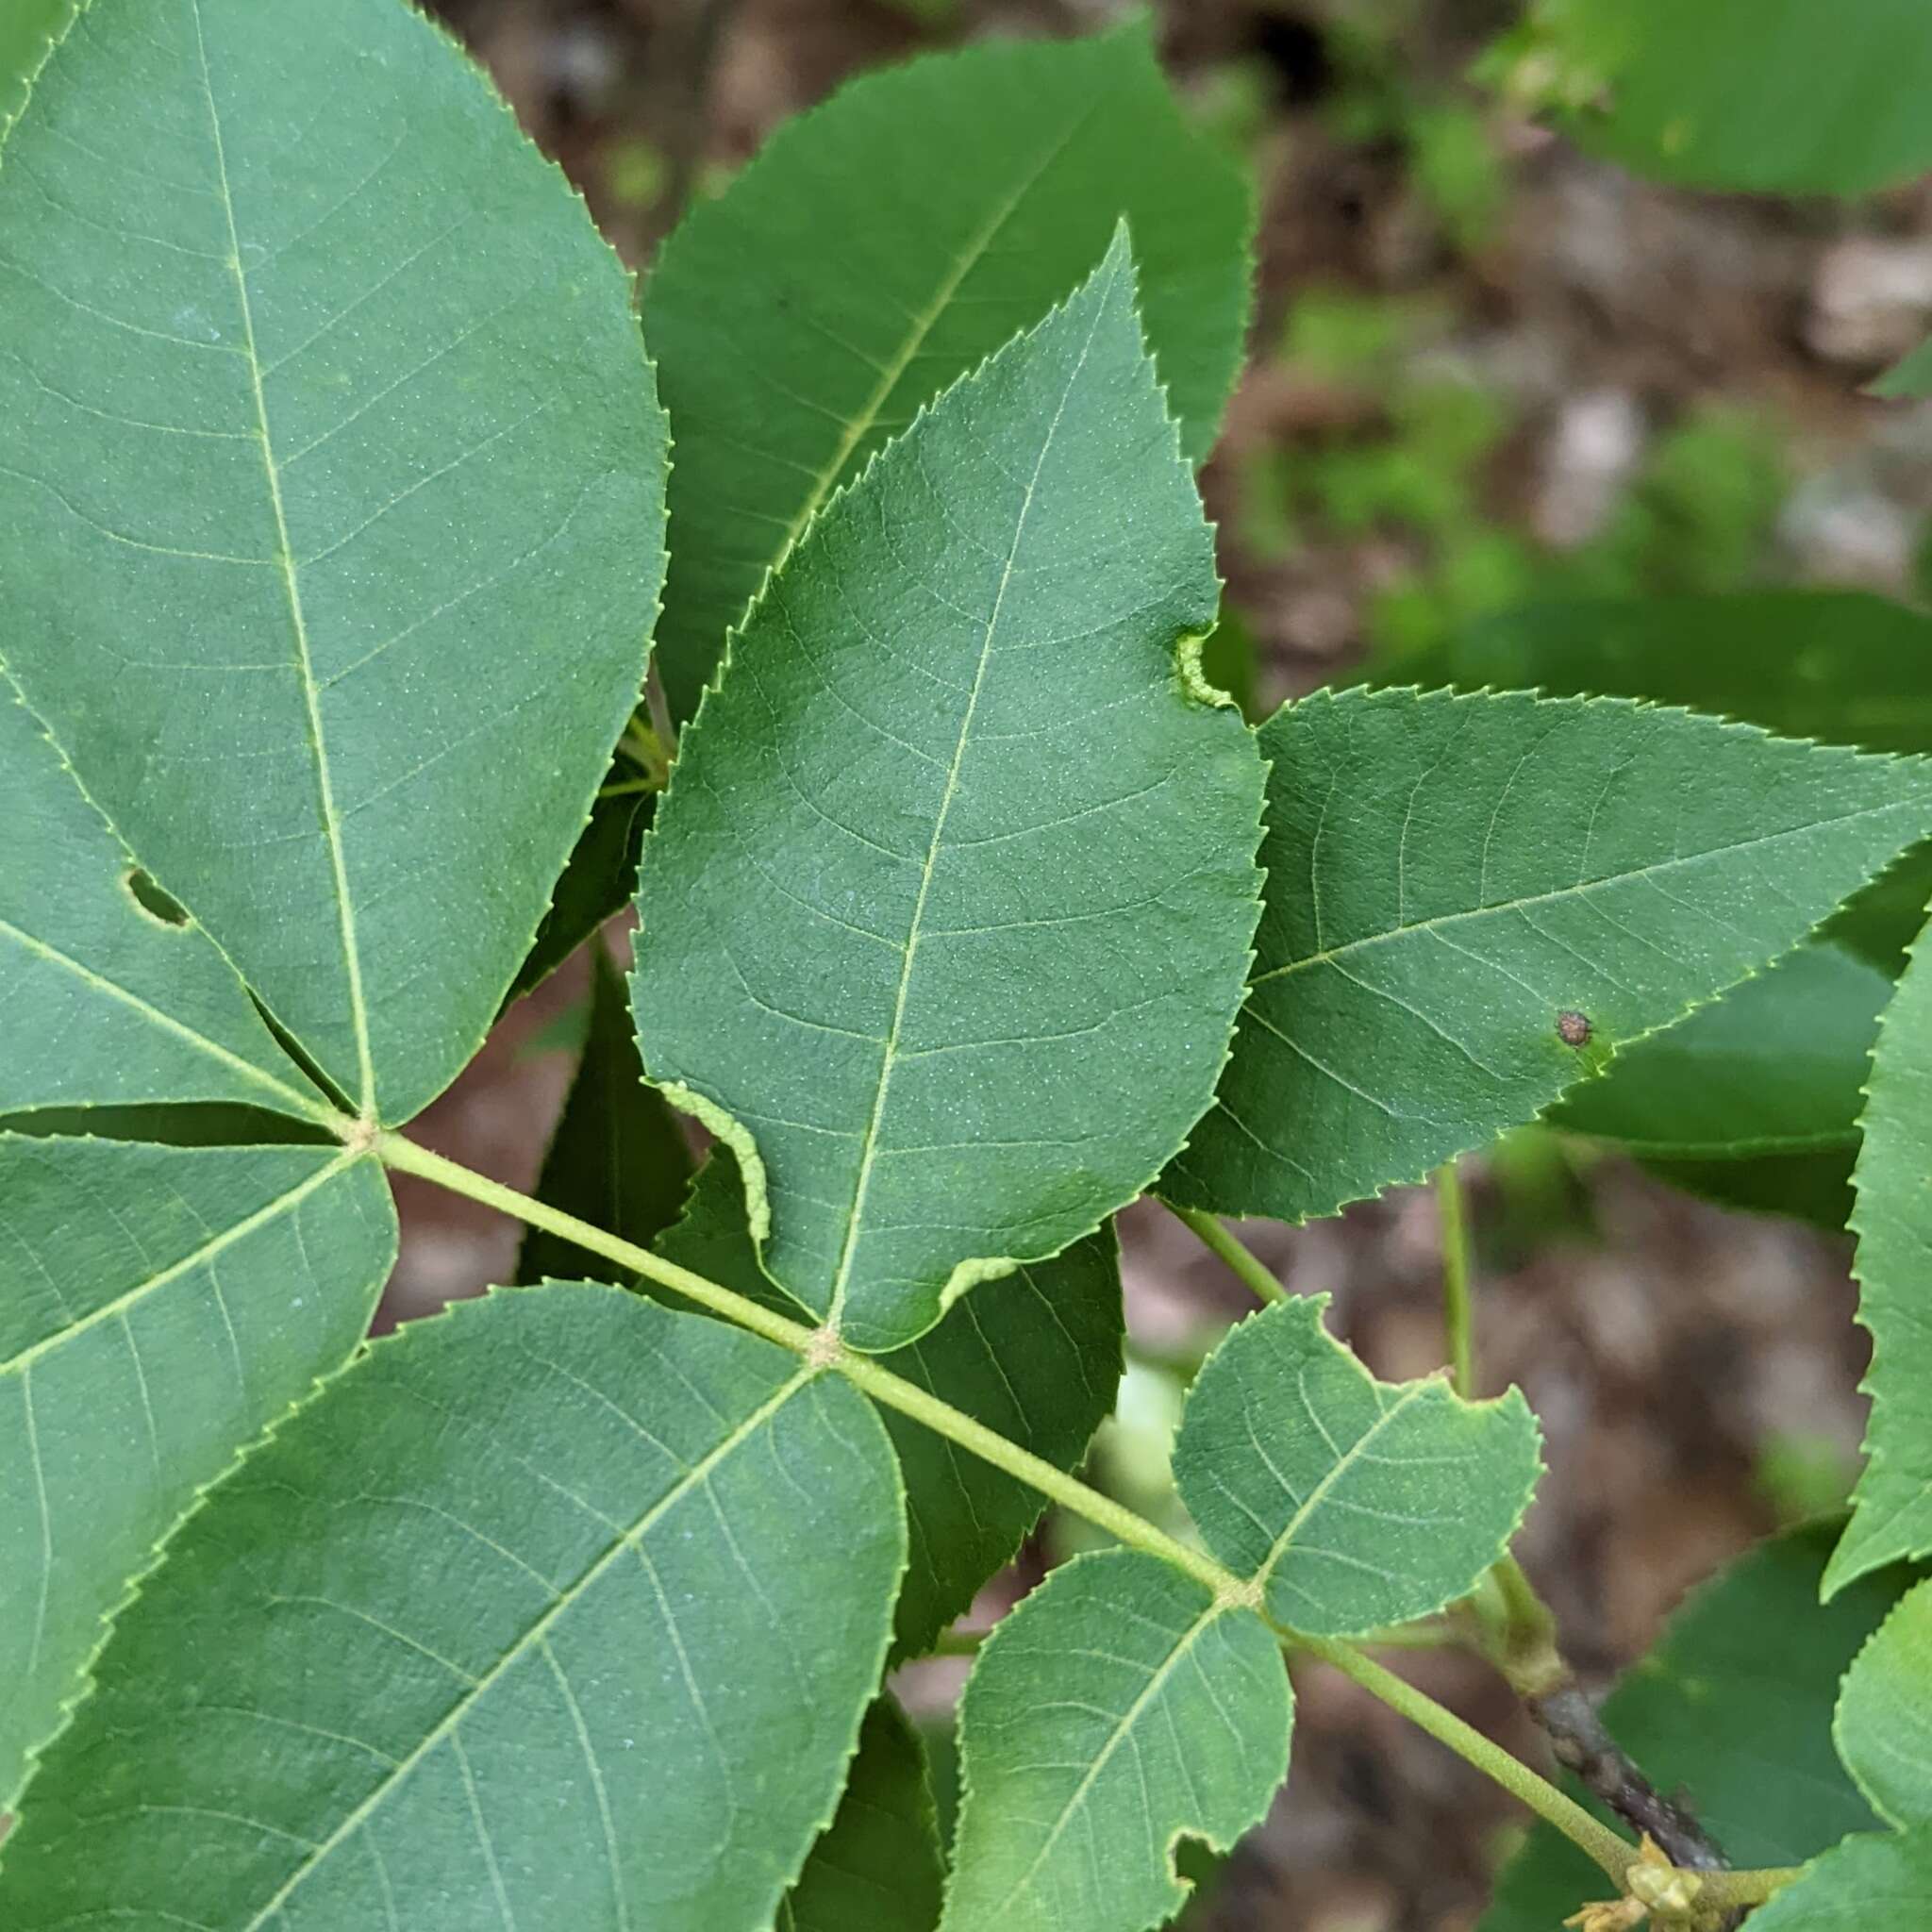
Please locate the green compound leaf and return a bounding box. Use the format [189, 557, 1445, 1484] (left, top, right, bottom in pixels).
[0, 1284, 905, 1932]
[0, 0, 669, 1125]
[1481, 1524, 1915, 1931]
[515, 943, 692, 1285]
[0, 683, 322, 1121]
[633, 231, 1266, 1353]
[1551, 941, 1889, 1228]
[1520, 0, 1932, 195]
[1740, 1825, 1932, 1932]
[0, 1135, 394, 1807]
[1836, 1577, 1932, 1828]
[645, 18, 1254, 721]
[1173, 1296, 1541, 1635]
[941, 1549, 1291, 1932]
[1830, 922, 1932, 1594]
[782, 1698, 945, 1932]
[1165, 687, 1932, 1225]
[658, 1153, 1124, 1657]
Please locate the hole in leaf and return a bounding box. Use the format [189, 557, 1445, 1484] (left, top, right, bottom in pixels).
[125, 868, 190, 927]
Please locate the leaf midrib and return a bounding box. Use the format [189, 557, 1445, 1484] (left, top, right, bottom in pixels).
[1258, 1381, 1430, 1587]
[237, 1363, 819, 1931]
[1254, 798, 1930, 991]
[190, 0, 375, 1118]
[821, 261, 1111, 1327]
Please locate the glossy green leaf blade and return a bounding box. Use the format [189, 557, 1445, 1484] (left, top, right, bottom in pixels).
[1173, 1296, 1541, 1635]
[1553, 941, 1885, 1227]
[658, 1153, 1124, 1656]
[0, 1135, 394, 1807]
[0, 1284, 905, 1932]
[0, 683, 320, 1120]
[0, 0, 669, 1124]
[1831, 923, 1932, 1593]
[515, 944, 691, 1285]
[633, 231, 1265, 1352]
[645, 19, 1254, 721]
[1742, 1826, 1932, 1932]
[1481, 1524, 1913, 1931]
[1836, 1577, 1932, 1828]
[941, 1549, 1291, 1932]
[1165, 687, 1932, 1224]
[1530, 0, 1932, 194]
[782, 1698, 945, 1932]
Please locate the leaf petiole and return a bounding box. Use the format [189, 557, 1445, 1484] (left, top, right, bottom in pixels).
[1166, 1201, 1287, 1304]
[1437, 1160, 1475, 1398]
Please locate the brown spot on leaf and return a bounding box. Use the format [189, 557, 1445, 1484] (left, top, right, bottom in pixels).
[1557, 1009, 1592, 1048]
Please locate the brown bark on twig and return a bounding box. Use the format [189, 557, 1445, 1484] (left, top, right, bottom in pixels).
[1525, 1682, 1728, 1874]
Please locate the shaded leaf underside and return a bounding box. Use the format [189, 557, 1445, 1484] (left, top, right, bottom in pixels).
[516, 942, 692, 1286]
[780, 1698, 945, 1932]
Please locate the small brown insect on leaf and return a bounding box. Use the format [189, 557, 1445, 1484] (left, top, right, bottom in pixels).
[1556, 1009, 1592, 1048]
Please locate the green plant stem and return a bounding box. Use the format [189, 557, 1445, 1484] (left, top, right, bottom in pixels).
[371, 1127, 1804, 1908]
[1437, 1160, 1474, 1398]
[1699, 1868, 1806, 1910]
[1429, 1171, 1736, 1876]
[618, 717, 672, 789]
[1291, 1632, 1635, 1881]
[596, 776, 660, 800]
[376, 1130, 1229, 1594]
[377, 1131, 813, 1353]
[1167, 1202, 1286, 1303]
[1355, 1619, 1459, 1651]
